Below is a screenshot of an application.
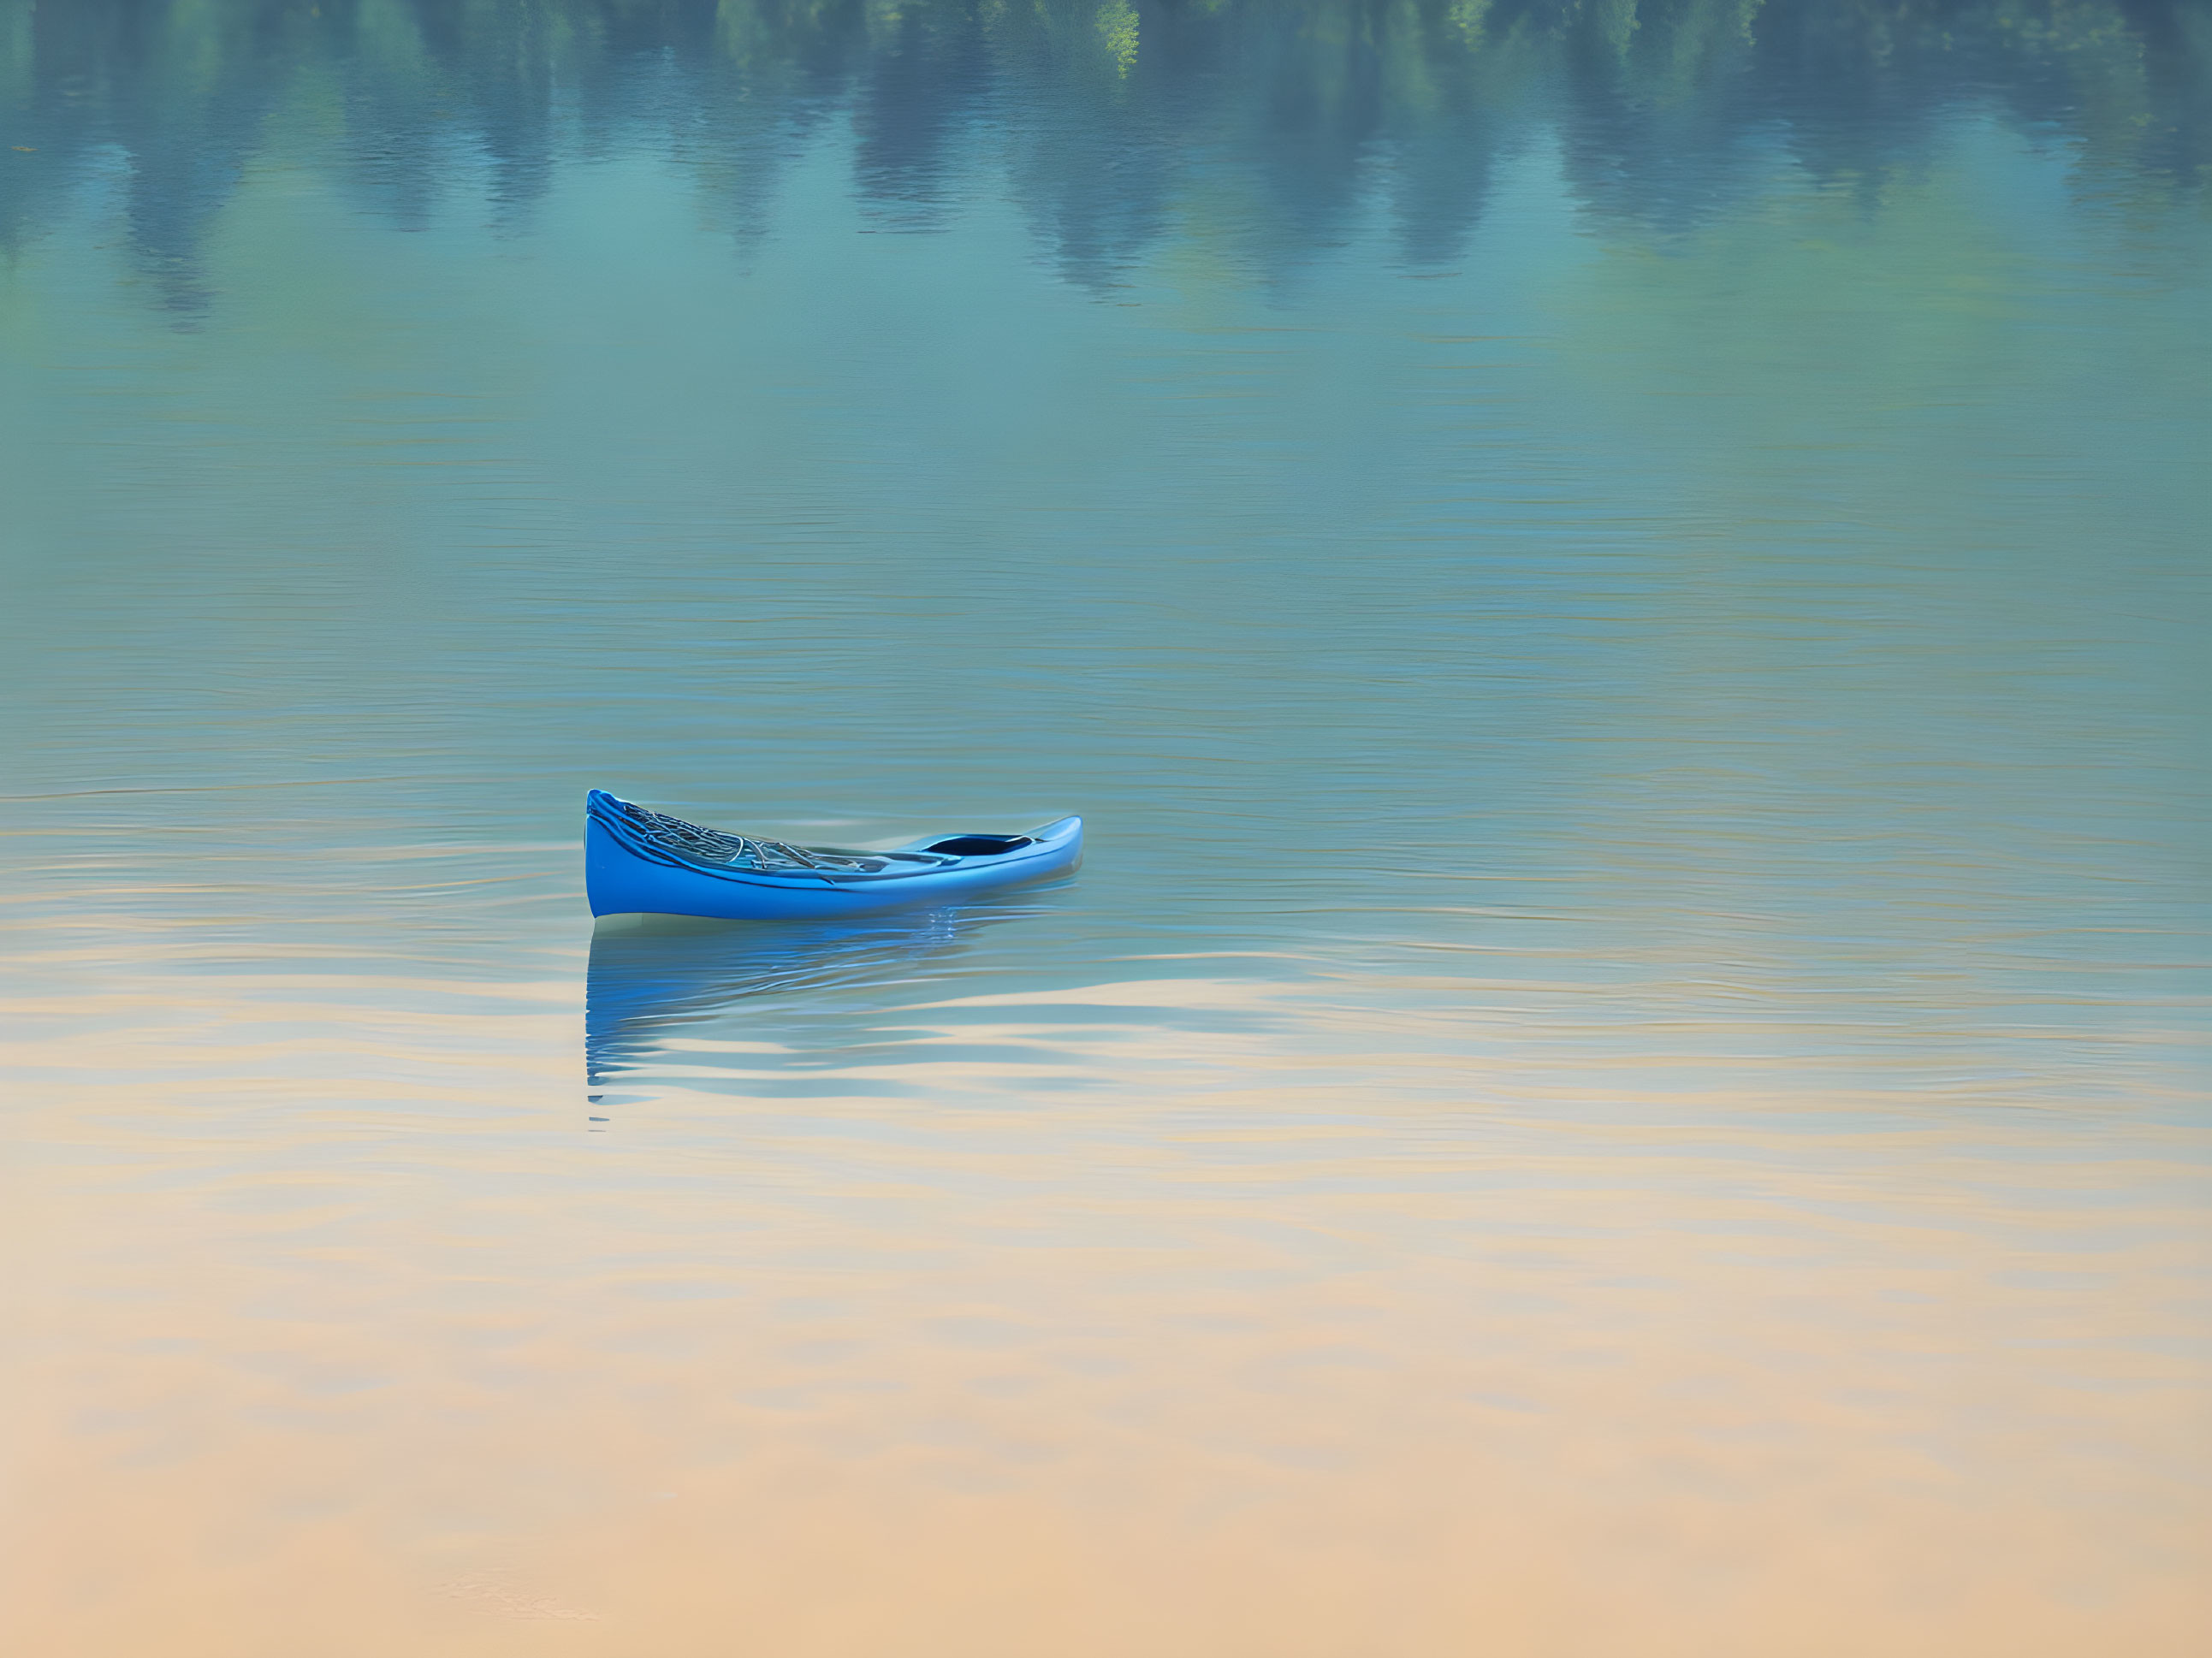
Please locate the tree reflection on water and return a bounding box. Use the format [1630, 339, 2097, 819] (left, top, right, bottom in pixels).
[2, 1, 2203, 311]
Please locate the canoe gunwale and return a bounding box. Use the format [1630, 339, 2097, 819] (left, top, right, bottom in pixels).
[585, 791, 1079, 895]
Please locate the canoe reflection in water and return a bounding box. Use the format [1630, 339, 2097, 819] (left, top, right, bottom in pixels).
[584, 883, 1073, 1095]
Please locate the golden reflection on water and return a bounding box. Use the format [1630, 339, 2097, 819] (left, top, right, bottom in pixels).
[4, 954, 2204, 1657]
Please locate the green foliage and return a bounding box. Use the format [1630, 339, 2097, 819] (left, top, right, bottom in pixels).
[1097, 0, 1140, 73]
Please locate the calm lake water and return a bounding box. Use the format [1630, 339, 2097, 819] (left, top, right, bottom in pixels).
[3, 3, 2209, 1653]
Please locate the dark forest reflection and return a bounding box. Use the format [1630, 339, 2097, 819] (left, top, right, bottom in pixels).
[2, 0, 2204, 310]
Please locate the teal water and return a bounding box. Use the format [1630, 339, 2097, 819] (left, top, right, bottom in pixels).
[3, 4, 2209, 1654]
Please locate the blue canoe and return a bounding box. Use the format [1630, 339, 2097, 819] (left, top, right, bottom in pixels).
[585, 789, 1083, 921]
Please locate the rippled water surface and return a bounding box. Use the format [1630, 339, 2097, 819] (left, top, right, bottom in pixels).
[3, 3, 2209, 1653]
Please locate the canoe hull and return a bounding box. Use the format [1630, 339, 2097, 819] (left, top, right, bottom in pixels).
[585, 803, 1082, 921]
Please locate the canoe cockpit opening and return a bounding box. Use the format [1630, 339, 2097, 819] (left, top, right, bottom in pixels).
[924, 834, 1035, 857]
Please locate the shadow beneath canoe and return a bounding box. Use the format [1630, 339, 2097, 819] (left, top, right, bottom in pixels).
[584, 885, 1068, 1091]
